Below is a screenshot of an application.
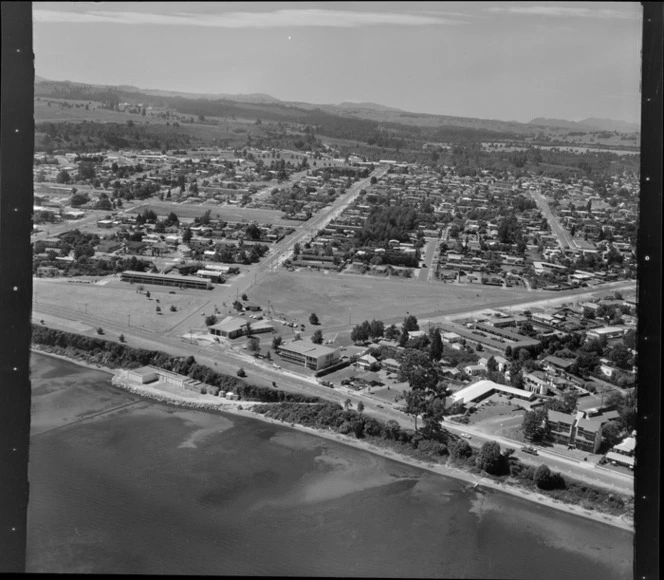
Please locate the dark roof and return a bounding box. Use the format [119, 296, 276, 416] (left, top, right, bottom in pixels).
[543, 355, 575, 369]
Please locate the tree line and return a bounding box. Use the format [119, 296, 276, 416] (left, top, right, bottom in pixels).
[31, 325, 320, 404]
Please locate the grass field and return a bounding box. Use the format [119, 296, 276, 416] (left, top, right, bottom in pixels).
[132, 201, 299, 227]
[248, 269, 536, 331]
[34, 277, 215, 334]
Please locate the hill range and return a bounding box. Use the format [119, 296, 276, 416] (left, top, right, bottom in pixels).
[35, 76, 639, 136]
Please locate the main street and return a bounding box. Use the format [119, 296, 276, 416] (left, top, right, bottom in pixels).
[530, 189, 576, 250]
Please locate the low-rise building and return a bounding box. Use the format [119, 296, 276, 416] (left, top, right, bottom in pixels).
[195, 269, 224, 283]
[605, 436, 636, 469]
[382, 358, 400, 373]
[356, 354, 378, 370]
[278, 341, 340, 371]
[441, 331, 462, 344]
[523, 371, 550, 395]
[448, 379, 536, 408]
[209, 316, 273, 339]
[120, 270, 212, 290]
[586, 326, 626, 341]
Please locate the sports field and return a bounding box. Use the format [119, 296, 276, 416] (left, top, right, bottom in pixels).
[33, 277, 216, 335]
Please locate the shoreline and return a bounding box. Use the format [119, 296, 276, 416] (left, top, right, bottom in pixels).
[31, 348, 634, 533]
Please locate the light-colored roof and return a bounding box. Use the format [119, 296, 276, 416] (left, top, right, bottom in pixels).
[605, 451, 635, 466]
[210, 316, 273, 334]
[614, 436, 636, 453]
[450, 380, 535, 405]
[587, 326, 625, 335]
[280, 341, 339, 358]
[128, 365, 158, 376]
[209, 316, 249, 333]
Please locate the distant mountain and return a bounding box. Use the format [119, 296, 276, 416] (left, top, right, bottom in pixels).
[44, 75, 640, 139]
[112, 84, 284, 105]
[335, 101, 404, 113]
[529, 118, 582, 130]
[577, 117, 640, 133]
[35, 77, 284, 105]
[529, 116, 639, 133]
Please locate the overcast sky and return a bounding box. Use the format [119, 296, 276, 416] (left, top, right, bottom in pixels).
[33, 2, 642, 124]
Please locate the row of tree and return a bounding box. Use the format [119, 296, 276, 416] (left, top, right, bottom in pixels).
[31, 325, 320, 404]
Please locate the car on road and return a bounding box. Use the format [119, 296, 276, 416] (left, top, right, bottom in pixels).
[521, 446, 539, 455]
[376, 404, 384, 409]
[460, 433, 472, 439]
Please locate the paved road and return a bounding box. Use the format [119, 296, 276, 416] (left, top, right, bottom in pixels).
[530, 189, 576, 250]
[417, 237, 438, 282]
[447, 421, 633, 493]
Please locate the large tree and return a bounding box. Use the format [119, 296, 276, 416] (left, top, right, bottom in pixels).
[247, 337, 260, 353]
[543, 391, 578, 414]
[429, 328, 443, 361]
[403, 314, 419, 332]
[607, 390, 637, 432]
[475, 441, 504, 475]
[384, 323, 400, 341]
[398, 350, 448, 433]
[522, 407, 549, 442]
[311, 329, 323, 344]
[369, 319, 385, 339]
[351, 324, 369, 343]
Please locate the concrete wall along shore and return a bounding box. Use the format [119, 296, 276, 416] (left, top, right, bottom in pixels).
[111, 370, 240, 411]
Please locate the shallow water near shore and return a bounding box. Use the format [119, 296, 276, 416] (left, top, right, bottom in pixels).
[27, 353, 633, 577]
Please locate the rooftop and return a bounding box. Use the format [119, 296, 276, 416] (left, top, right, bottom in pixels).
[280, 341, 339, 358]
[450, 379, 535, 405]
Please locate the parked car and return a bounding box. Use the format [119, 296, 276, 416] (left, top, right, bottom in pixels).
[521, 446, 539, 455]
[461, 433, 472, 439]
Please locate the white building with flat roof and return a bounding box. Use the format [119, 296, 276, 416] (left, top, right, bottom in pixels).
[278, 341, 340, 371]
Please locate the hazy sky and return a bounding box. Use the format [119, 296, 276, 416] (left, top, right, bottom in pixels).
[33, 2, 642, 123]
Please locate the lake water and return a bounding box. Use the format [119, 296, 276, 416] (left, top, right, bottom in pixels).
[27, 353, 633, 577]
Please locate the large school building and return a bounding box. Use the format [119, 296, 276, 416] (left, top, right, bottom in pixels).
[120, 270, 212, 290]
